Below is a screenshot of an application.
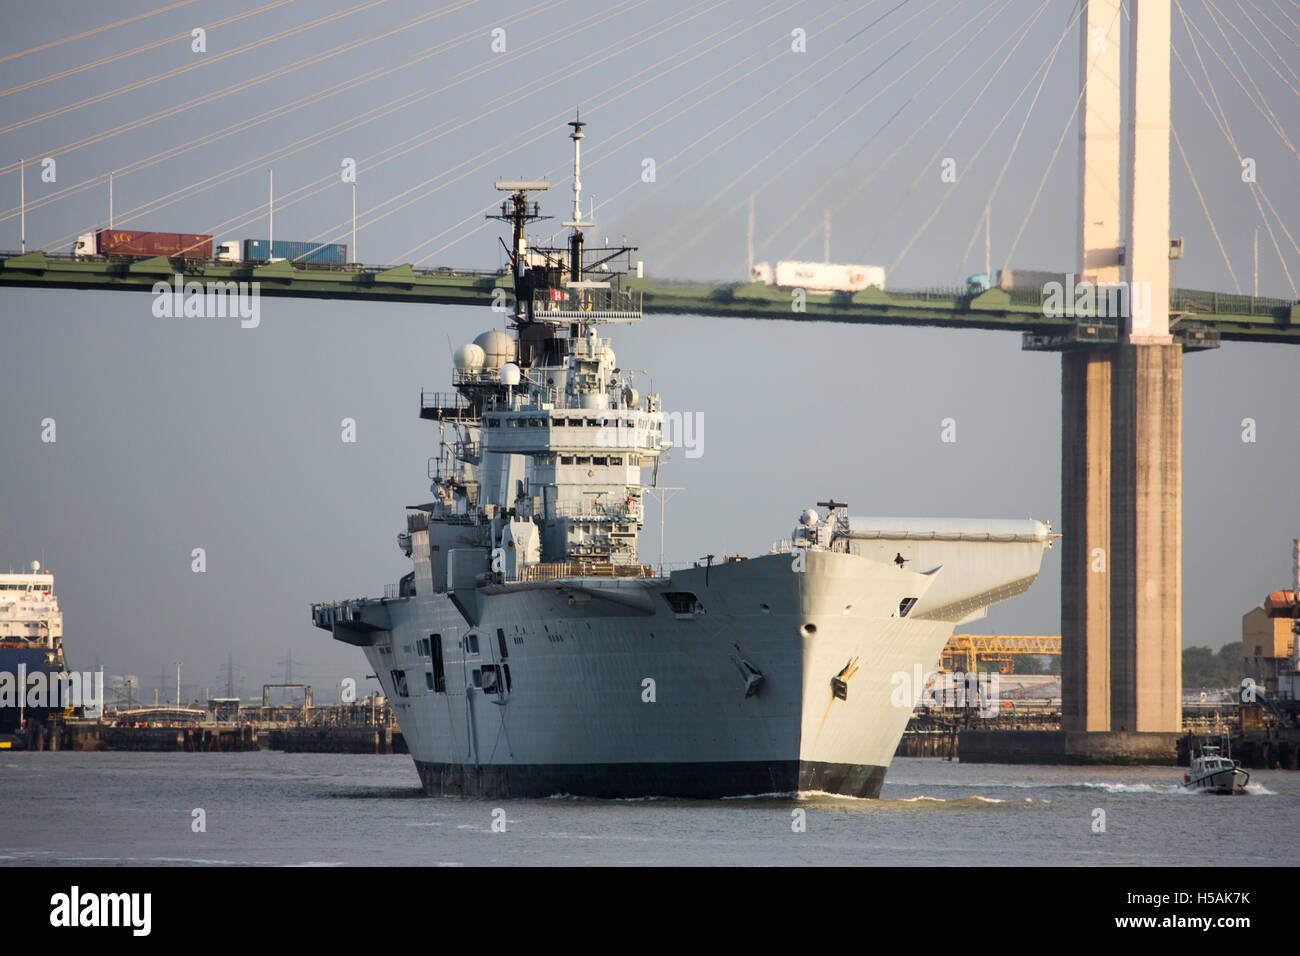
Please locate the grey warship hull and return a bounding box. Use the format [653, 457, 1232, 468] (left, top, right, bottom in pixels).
[312, 118, 1054, 800]
[412, 760, 886, 800]
[319, 538, 1048, 799]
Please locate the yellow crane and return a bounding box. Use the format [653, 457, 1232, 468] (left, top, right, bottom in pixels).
[941, 635, 1061, 674]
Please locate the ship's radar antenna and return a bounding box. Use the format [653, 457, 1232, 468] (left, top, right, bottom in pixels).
[487, 177, 551, 322]
[817, 499, 851, 542]
[487, 118, 642, 326]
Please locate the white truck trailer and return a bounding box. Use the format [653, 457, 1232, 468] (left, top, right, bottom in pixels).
[750, 260, 885, 292]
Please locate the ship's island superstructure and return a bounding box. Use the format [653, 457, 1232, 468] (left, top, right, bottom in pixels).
[313, 118, 1057, 798]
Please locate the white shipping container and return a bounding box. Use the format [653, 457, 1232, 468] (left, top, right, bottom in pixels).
[772, 260, 885, 292]
[996, 268, 1066, 291]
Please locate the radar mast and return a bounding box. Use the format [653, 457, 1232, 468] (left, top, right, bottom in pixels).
[487, 112, 642, 331]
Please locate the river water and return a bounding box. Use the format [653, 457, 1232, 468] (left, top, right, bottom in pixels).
[1, 753, 1294, 866]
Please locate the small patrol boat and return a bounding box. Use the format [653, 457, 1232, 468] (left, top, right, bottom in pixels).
[1183, 739, 1249, 795]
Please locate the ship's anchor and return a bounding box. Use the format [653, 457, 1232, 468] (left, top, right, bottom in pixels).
[730, 653, 764, 698]
[831, 657, 860, 701]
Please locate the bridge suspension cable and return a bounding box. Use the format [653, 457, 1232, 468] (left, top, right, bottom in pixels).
[402, 205, 501, 267]
[0, 0, 482, 199]
[155, 1, 826, 267]
[0, 0, 390, 137]
[361, 0, 825, 267]
[0, 0, 526, 223]
[1174, 0, 1299, 295]
[1171, 124, 1243, 294]
[303, 0, 740, 260]
[623, 0, 1081, 273]
[28, 0, 580, 250]
[0, 0, 285, 102]
[243, 0, 825, 265]
[0, 1, 295, 177]
[885, 2, 1081, 277]
[1210, 0, 1300, 96]
[775, 0, 1033, 262]
[994, 3, 1128, 279]
[528, 0, 857, 251]
[1269, 0, 1300, 40]
[956, 0, 1121, 279]
[769, 0, 1024, 261]
[2, 0, 475, 172]
[733, 0, 1014, 267]
[1187, 0, 1300, 160]
[180, 0, 678, 258]
[24, 0, 829, 261]
[1234, 0, 1300, 91]
[18, 0, 559, 239]
[641, 0, 953, 268]
[399, 0, 828, 261]
[0, 0, 198, 67]
[849, 0, 1051, 271]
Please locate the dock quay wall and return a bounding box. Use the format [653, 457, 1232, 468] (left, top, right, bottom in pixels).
[10, 721, 409, 753]
[958, 729, 1182, 765]
[17, 722, 261, 751]
[266, 727, 407, 754]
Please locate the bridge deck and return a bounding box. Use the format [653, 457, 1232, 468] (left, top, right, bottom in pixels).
[2, 251, 1296, 343]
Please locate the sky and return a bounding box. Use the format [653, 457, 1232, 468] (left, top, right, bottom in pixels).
[0, 0, 1297, 703]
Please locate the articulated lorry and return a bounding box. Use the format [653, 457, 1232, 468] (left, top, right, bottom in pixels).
[73, 230, 213, 260]
[216, 239, 348, 264]
[750, 260, 886, 292]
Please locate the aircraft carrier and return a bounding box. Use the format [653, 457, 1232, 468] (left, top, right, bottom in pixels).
[312, 118, 1056, 798]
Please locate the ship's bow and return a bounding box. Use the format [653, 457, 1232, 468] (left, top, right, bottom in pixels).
[793, 518, 1056, 796]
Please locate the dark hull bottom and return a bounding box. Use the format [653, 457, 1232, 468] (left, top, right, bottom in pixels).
[0, 712, 61, 735]
[0, 649, 64, 734]
[1188, 777, 1248, 795]
[413, 759, 887, 799]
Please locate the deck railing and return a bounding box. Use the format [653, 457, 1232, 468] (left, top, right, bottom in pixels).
[419, 390, 475, 421]
[509, 561, 657, 582]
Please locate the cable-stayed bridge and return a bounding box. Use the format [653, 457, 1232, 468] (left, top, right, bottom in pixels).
[3, 0, 1299, 757]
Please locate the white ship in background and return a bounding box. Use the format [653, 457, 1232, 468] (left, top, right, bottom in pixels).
[0, 562, 68, 734]
[313, 118, 1056, 798]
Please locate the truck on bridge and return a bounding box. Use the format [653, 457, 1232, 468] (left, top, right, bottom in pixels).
[967, 268, 1069, 293]
[73, 229, 213, 261]
[750, 259, 886, 293]
[216, 238, 348, 265]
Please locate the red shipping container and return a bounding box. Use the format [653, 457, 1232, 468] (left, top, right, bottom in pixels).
[96, 229, 213, 259]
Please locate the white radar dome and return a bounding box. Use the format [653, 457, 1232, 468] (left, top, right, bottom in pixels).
[473, 330, 515, 369]
[500, 362, 521, 386]
[453, 343, 485, 371]
[799, 508, 819, 527]
[30, 560, 40, 572]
